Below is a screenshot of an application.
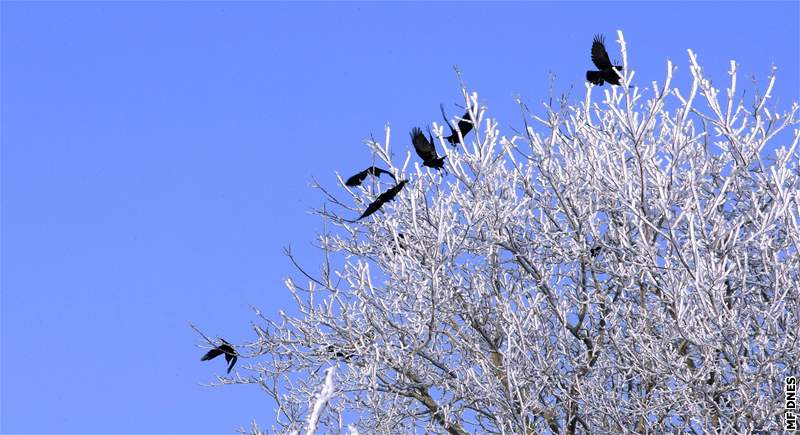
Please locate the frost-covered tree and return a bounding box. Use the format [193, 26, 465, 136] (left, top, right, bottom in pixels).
[197, 31, 800, 434]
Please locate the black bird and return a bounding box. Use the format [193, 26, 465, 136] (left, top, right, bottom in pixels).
[411, 127, 445, 169]
[345, 166, 396, 187]
[350, 180, 408, 222]
[590, 245, 602, 257]
[586, 34, 623, 86]
[391, 233, 409, 254]
[326, 344, 355, 361]
[396, 233, 408, 249]
[440, 104, 474, 146]
[200, 338, 237, 374]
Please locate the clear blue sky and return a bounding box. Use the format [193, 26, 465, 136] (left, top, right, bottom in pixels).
[2, 2, 798, 433]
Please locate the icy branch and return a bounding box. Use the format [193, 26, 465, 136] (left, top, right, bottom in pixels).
[200, 32, 800, 434]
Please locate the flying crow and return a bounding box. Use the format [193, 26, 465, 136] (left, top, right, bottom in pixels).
[586, 34, 623, 86]
[345, 166, 396, 187]
[350, 180, 408, 222]
[200, 338, 238, 374]
[440, 104, 474, 146]
[411, 127, 445, 169]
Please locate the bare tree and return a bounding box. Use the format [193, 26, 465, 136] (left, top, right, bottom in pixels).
[199, 31, 800, 434]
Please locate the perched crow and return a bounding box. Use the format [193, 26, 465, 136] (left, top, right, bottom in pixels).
[345, 166, 396, 187]
[411, 127, 445, 169]
[326, 344, 355, 361]
[350, 180, 408, 222]
[724, 279, 734, 309]
[590, 245, 602, 257]
[586, 34, 623, 86]
[440, 104, 474, 146]
[391, 233, 409, 254]
[200, 338, 238, 374]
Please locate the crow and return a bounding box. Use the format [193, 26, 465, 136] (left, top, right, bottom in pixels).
[396, 232, 408, 248]
[390, 232, 427, 264]
[391, 233, 409, 254]
[724, 279, 734, 309]
[440, 104, 474, 146]
[586, 34, 623, 86]
[345, 166, 396, 187]
[200, 338, 238, 374]
[411, 127, 445, 169]
[350, 180, 408, 222]
[326, 344, 355, 361]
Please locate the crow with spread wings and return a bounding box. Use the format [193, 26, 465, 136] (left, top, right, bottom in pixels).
[586, 34, 623, 86]
[345, 166, 395, 187]
[200, 338, 238, 374]
[348, 180, 408, 222]
[411, 127, 445, 170]
[440, 104, 474, 146]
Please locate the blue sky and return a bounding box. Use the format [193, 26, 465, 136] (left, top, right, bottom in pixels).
[2, 1, 798, 433]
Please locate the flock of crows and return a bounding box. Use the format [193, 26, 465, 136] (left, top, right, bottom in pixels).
[339, 33, 622, 223]
[342, 102, 474, 222]
[199, 34, 623, 373]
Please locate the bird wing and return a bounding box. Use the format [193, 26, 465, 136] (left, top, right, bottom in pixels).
[226, 354, 237, 373]
[440, 104, 457, 136]
[345, 169, 368, 186]
[224, 350, 235, 364]
[357, 198, 385, 220]
[394, 180, 408, 195]
[378, 180, 407, 203]
[591, 34, 613, 69]
[201, 347, 223, 361]
[411, 127, 438, 161]
[368, 166, 396, 181]
[456, 109, 474, 135]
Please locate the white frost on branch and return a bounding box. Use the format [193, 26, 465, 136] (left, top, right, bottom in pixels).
[304, 367, 336, 435]
[208, 30, 800, 434]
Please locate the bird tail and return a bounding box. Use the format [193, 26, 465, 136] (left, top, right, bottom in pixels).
[200, 349, 219, 361]
[440, 103, 453, 132]
[586, 70, 604, 85]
